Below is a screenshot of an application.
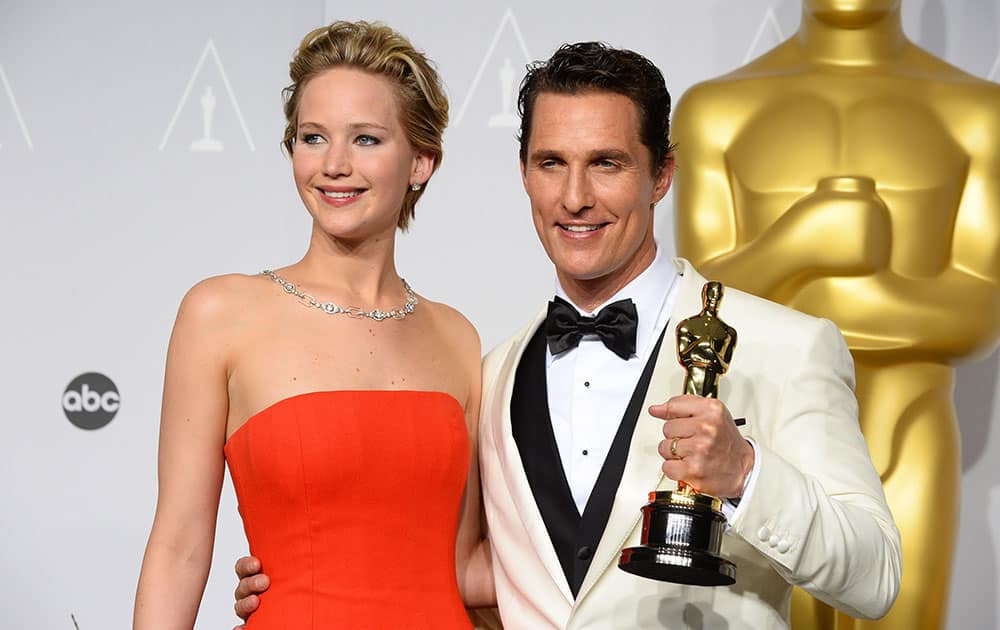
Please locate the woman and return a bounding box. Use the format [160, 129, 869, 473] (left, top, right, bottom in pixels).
[133, 21, 492, 628]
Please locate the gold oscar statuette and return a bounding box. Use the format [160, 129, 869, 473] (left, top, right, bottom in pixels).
[619, 281, 739, 586]
[673, 1, 1000, 624]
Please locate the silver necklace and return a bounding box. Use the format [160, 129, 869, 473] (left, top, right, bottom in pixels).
[261, 269, 418, 321]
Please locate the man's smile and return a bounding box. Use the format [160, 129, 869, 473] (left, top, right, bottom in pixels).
[559, 223, 607, 233]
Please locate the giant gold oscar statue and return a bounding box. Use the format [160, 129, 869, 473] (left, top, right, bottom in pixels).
[672, 1, 1000, 628]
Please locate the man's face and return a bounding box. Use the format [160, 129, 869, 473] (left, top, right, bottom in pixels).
[520, 91, 672, 297]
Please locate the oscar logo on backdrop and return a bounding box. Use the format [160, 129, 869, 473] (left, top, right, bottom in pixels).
[487, 57, 520, 129]
[190, 86, 224, 153]
[158, 39, 255, 152]
[672, 0, 1000, 627]
[453, 8, 531, 129]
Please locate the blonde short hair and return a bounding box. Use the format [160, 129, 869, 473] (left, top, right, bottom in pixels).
[283, 21, 449, 230]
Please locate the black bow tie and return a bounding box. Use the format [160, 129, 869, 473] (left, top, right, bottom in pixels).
[545, 296, 638, 360]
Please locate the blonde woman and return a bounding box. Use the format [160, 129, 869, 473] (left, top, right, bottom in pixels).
[134, 21, 492, 628]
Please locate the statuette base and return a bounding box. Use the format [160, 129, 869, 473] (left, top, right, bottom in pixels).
[618, 489, 735, 586]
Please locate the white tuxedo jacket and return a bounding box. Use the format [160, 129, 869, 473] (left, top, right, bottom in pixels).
[479, 259, 900, 629]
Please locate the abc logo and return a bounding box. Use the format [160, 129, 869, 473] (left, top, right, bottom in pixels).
[62, 372, 120, 430]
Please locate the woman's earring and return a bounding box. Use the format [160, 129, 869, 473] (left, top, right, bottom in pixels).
[410, 183, 422, 191]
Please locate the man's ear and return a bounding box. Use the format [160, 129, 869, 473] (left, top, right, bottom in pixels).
[652, 158, 676, 204]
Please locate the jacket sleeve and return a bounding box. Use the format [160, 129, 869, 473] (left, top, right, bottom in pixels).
[728, 318, 902, 619]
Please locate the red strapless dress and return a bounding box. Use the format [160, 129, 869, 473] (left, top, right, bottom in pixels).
[224, 390, 472, 629]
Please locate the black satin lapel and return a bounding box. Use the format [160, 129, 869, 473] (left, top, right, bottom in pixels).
[511, 325, 580, 588]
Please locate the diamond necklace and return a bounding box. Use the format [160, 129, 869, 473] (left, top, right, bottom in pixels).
[261, 269, 418, 321]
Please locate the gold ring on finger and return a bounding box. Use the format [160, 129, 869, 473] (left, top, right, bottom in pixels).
[670, 436, 679, 458]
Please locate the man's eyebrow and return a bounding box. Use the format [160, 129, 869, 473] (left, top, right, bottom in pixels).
[527, 149, 564, 163]
[527, 148, 635, 163]
[588, 149, 632, 163]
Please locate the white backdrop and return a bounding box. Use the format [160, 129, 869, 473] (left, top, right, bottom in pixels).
[2, 1, 999, 628]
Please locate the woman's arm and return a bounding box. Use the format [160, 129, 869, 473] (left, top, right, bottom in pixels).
[450, 312, 496, 609]
[133, 279, 234, 629]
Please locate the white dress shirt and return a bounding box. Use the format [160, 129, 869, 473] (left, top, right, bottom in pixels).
[547, 247, 678, 514]
[547, 248, 759, 518]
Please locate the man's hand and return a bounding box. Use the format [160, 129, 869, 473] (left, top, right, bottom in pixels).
[232, 555, 269, 629]
[650, 395, 754, 498]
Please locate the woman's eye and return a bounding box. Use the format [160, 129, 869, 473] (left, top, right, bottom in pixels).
[356, 135, 380, 146]
[299, 133, 324, 145]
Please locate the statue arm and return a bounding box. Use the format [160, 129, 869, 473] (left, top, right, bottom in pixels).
[943, 134, 1000, 355]
[673, 87, 745, 268]
[676, 328, 694, 360]
[788, 268, 1000, 360]
[720, 328, 737, 368]
[788, 145, 1000, 361]
[678, 200, 834, 301]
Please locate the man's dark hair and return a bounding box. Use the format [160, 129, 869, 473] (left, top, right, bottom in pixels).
[517, 41, 675, 173]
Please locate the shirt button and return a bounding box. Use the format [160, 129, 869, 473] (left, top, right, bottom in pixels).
[777, 540, 791, 553]
[757, 527, 770, 542]
[582, 449, 588, 456]
[769, 535, 780, 548]
[584, 381, 590, 387]
[576, 546, 593, 560]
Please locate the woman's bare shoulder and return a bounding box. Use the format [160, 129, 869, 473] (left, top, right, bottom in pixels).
[417, 298, 482, 416]
[174, 273, 268, 329]
[419, 297, 481, 355]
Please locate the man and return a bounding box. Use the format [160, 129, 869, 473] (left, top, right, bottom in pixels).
[234, 42, 901, 629]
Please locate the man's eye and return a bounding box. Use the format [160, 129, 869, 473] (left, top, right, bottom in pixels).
[596, 159, 617, 169]
[356, 135, 380, 146]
